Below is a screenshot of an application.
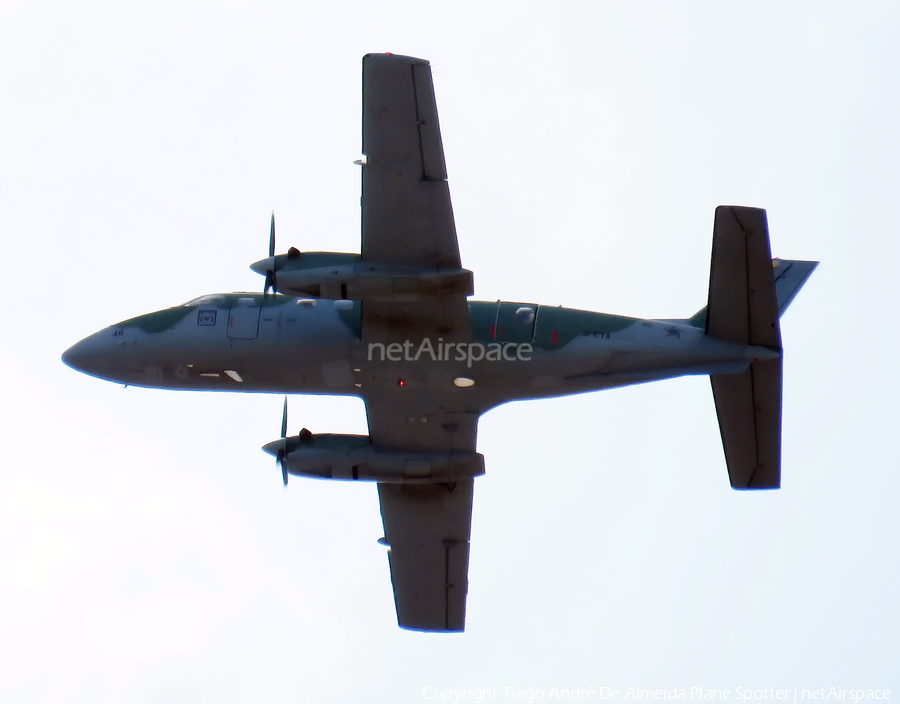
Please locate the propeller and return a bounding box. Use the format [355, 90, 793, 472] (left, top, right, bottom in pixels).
[277, 395, 288, 486]
[251, 212, 301, 293]
[268, 397, 314, 488]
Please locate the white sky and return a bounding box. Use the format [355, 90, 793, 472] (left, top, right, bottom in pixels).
[1, 1, 898, 701]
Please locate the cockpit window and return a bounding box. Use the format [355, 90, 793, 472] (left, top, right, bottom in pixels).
[182, 295, 226, 307]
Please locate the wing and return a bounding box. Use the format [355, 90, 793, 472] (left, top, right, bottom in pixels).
[362, 53, 459, 268]
[360, 53, 480, 631]
[378, 480, 474, 632]
[367, 394, 478, 632]
[361, 53, 472, 343]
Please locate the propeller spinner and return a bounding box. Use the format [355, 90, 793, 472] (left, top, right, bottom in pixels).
[262, 397, 321, 488]
[250, 213, 301, 295]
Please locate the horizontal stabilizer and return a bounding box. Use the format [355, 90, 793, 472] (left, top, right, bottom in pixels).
[705, 206, 785, 490]
[711, 358, 782, 489]
[688, 257, 818, 329]
[773, 258, 819, 315]
[706, 206, 780, 348]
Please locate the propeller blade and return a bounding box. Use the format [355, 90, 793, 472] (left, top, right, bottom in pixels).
[277, 448, 288, 486]
[279, 396, 289, 487]
[263, 212, 279, 295]
[269, 212, 276, 258]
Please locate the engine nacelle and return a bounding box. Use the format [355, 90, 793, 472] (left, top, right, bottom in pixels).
[250, 251, 473, 302]
[262, 433, 484, 483]
[277, 264, 474, 302]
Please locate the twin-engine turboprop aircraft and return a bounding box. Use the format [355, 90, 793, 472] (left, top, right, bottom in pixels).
[63, 53, 817, 632]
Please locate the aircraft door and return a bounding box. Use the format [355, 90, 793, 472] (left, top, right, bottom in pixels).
[227, 297, 261, 339]
[494, 302, 537, 343]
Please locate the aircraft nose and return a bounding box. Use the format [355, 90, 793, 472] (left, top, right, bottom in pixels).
[62, 337, 91, 374]
[62, 329, 120, 378]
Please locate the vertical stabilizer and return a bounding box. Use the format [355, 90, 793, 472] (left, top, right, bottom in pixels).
[706, 206, 783, 489]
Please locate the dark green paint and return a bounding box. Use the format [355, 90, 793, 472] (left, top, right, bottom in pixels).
[336, 301, 362, 336]
[469, 301, 500, 343]
[468, 300, 636, 349]
[275, 252, 361, 272]
[533, 306, 635, 350]
[495, 302, 536, 344]
[118, 306, 193, 333]
[118, 294, 637, 346]
[688, 307, 708, 329]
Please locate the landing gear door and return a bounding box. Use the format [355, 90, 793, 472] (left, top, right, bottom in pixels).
[227, 297, 261, 340]
[495, 302, 537, 343]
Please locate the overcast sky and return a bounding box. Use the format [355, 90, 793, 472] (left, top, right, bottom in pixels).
[1, 1, 898, 702]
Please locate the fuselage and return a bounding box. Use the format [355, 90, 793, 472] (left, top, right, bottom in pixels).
[63, 293, 773, 412]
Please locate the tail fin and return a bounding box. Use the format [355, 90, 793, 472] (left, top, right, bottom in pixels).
[705, 206, 788, 490]
[686, 207, 817, 489]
